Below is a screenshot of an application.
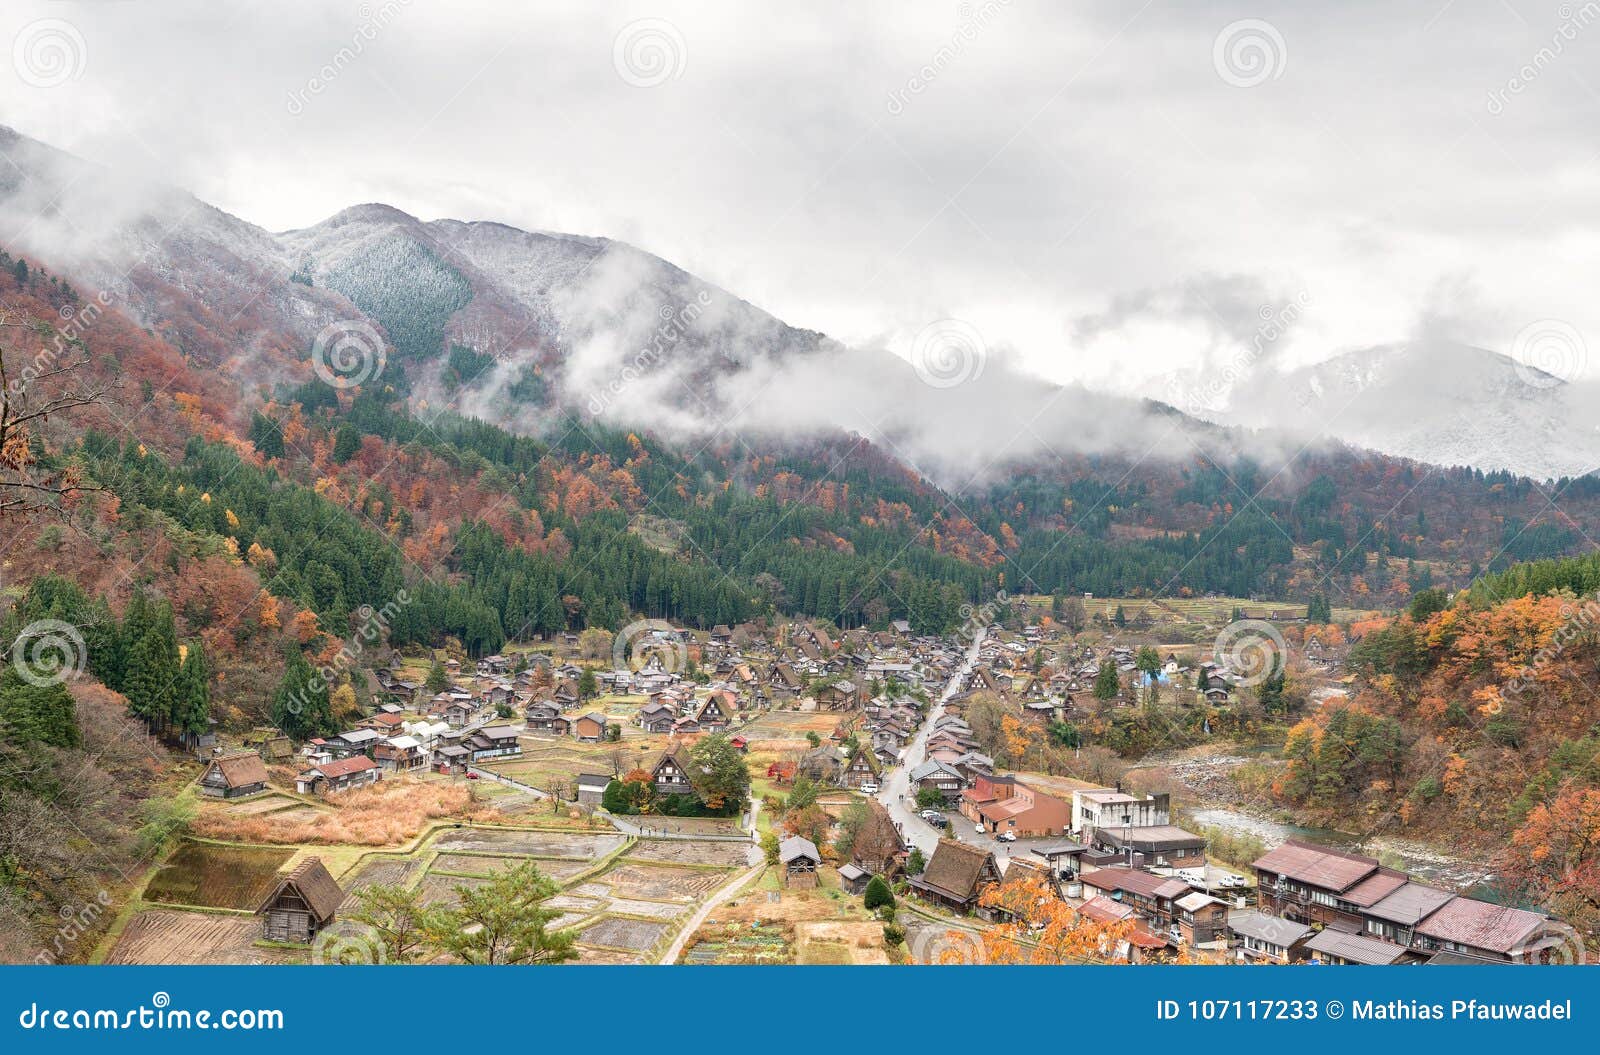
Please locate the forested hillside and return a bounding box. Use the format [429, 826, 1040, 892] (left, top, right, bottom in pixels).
[1267, 552, 1600, 929]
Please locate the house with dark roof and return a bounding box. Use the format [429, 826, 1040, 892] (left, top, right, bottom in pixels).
[256, 856, 344, 944]
[199, 753, 271, 798]
[463, 725, 522, 761]
[295, 755, 381, 795]
[1227, 910, 1312, 963]
[1088, 825, 1207, 870]
[571, 712, 609, 743]
[1079, 867, 1194, 930]
[1304, 928, 1421, 965]
[909, 839, 1001, 915]
[576, 772, 611, 806]
[779, 836, 821, 888]
[652, 750, 695, 798]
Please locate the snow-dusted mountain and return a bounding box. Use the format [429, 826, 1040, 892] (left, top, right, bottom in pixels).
[1207, 341, 1600, 481]
[0, 125, 1208, 486]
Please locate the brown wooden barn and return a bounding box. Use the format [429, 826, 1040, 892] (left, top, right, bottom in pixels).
[256, 857, 344, 944]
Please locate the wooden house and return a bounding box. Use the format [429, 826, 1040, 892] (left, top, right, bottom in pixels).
[199, 753, 270, 799]
[652, 750, 695, 798]
[779, 836, 821, 888]
[571, 712, 608, 743]
[840, 746, 881, 790]
[909, 840, 1001, 916]
[815, 679, 859, 711]
[464, 725, 522, 761]
[256, 856, 343, 945]
[295, 755, 381, 795]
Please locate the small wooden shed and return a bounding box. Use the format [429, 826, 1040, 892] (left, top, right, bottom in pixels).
[256, 856, 344, 945]
[779, 836, 822, 888]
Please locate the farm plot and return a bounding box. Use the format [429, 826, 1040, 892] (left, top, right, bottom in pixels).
[340, 856, 427, 904]
[143, 842, 293, 911]
[431, 853, 594, 881]
[433, 828, 625, 859]
[571, 945, 645, 965]
[223, 795, 307, 817]
[107, 910, 294, 965]
[593, 863, 730, 902]
[576, 915, 671, 952]
[624, 838, 752, 867]
[418, 873, 492, 907]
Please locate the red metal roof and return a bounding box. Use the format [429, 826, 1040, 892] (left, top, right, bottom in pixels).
[1251, 840, 1377, 892]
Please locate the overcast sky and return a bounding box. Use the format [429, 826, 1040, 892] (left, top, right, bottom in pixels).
[5, 0, 1599, 390]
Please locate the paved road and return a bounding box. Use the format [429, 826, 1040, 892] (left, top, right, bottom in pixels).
[876, 627, 987, 857]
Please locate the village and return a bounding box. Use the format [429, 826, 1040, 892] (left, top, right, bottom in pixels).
[98, 595, 1574, 967]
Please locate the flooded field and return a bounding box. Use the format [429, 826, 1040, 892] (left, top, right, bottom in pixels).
[143, 842, 293, 910]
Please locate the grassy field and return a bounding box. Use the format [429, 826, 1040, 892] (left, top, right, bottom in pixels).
[1018, 594, 1383, 626]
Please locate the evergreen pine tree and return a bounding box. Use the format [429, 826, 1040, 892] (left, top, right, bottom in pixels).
[272, 649, 334, 741]
[1093, 659, 1121, 700]
[0, 666, 80, 749]
[173, 641, 211, 741]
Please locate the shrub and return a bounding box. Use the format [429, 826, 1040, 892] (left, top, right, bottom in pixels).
[864, 875, 895, 911]
[882, 922, 906, 946]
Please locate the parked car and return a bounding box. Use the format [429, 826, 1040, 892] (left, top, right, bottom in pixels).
[859, 783, 879, 795]
[974, 823, 986, 834]
[999, 830, 1017, 842]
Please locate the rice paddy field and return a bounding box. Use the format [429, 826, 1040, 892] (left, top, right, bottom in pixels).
[1017, 594, 1383, 628]
[142, 842, 294, 911]
[106, 823, 750, 967]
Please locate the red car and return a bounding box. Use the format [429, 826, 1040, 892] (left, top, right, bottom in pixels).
[465, 771, 480, 780]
